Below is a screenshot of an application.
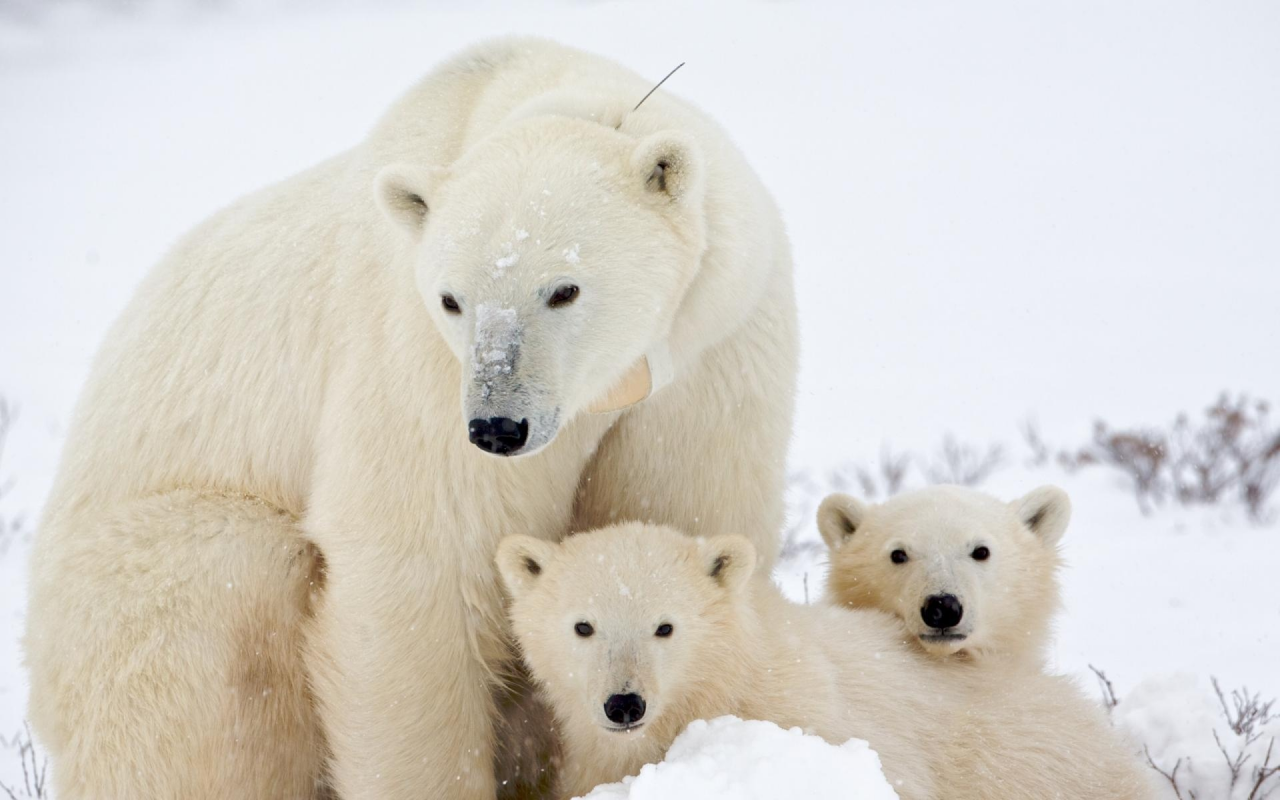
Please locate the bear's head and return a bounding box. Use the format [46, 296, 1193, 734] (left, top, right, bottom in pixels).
[817, 485, 1069, 664]
[375, 116, 707, 457]
[496, 523, 754, 744]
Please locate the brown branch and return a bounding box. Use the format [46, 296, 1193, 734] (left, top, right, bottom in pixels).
[1248, 738, 1278, 800]
[1088, 664, 1119, 711]
[1145, 745, 1189, 800]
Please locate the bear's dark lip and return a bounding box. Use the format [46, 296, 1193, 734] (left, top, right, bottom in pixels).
[919, 632, 968, 642]
[601, 722, 646, 733]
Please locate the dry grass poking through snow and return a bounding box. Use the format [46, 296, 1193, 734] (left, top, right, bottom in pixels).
[0, 725, 47, 800]
[1092, 667, 1280, 800]
[1044, 394, 1280, 522]
[0, 399, 27, 558]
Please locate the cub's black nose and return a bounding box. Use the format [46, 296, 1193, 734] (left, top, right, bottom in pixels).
[603, 693, 646, 726]
[468, 417, 529, 456]
[922, 594, 964, 630]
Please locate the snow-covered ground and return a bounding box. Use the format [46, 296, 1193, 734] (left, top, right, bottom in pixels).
[580, 717, 898, 800]
[1, 1, 1277, 796]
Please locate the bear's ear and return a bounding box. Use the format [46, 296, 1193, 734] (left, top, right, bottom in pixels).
[630, 131, 705, 208]
[699, 535, 756, 593]
[817, 493, 869, 551]
[1013, 486, 1072, 545]
[374, 163, 446, 238]
[495, 535, 557, 601]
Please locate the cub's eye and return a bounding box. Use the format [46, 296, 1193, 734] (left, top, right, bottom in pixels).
[548, 284, 580, 308]
[441, 293, 461, 314]
[890, 549, 909, 565]
[971, 546, 991, 561]
[574, 622, 594, 638]
[655, 623, 674, 638]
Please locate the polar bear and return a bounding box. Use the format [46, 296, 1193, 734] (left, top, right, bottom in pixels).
[497, 523, 1153, 800]
[817, 485, 1069, 666]
[24, 38, 797, 800]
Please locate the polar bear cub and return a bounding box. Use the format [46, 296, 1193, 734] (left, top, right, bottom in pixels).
[497, 523, 1152, 800]
[819, 485, 1068, 666]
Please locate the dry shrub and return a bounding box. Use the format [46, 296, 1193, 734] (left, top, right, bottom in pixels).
[0, 398, 25, 557]
[1092, 668, 1280, 800]
[1049, 394, 1279, 521]
[920, 435, 1005, 487]
[0, 724, 47, 800]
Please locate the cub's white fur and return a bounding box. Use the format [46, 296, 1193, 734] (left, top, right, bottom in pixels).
[498, 523, 1153, 800]
[820, 485, 1068, 666]
[25, 37, 796, 800]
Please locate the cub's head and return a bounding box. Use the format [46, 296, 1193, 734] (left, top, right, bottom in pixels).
[817, 485, 1069, 663]
[375, 116, 706, 457]
[495, 524, 753, 744]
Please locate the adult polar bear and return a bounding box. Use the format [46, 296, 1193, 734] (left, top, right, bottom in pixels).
[25, 38, 797, 800]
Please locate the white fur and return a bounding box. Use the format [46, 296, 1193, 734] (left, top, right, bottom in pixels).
[499, 524, 1154, 800]
[24, 37, 796, 800]
[818, 484, 1070, 666]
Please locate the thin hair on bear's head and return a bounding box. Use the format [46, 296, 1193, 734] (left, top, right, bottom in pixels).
[617, 62, 686, 129]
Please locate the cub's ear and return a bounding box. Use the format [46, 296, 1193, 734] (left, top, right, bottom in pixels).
[374, 163, 447, 238]
[817, 493, 870, 552]
[699, 535, 756, 593]
[1013, 486, 1072, 545]
[631, 131, 705, 208]
[495, 535, 557, 600]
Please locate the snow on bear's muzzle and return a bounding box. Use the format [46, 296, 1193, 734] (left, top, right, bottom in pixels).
[465, 304, 559, 457]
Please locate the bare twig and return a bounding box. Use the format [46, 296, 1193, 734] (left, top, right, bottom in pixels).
[1215, 677, 1278, 743]
[1248, 738, 1278, 800]
[921, 435, 1005, 487]
[1088, 664, 1119, 712]
[1, 723, 48, 799]
[1145, 745, 1190, 800]
[1021, 419, 1051, 468]
[1214, 728, 1250, 788]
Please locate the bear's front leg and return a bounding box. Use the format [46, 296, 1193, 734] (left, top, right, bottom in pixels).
[305, 546, 502, 800]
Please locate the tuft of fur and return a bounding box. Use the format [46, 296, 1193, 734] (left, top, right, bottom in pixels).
[497, 523, 1154, 800]
[819, 484, 1069, 666]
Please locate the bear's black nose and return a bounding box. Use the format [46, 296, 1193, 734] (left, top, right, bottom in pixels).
[468, 417, 529, 456]
[603, 693, 646, 726]
[921, 594, 964, 629]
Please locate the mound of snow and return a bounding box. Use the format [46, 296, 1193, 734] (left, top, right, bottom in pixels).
[1114, 675, 1280, 800]
[576, 716, 900, 800]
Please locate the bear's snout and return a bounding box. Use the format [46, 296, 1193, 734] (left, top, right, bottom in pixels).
[603, 693, 646, 727]
[468, 416, 529, 456]
[921, 594, 964, 630]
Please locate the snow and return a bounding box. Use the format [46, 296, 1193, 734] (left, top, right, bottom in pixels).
[493, 248, 521, 274]
[576, 716, 900, 800]
[0, 0, 1277, 795]
[471, 304, 521, 379]
[1113, 675, 1280, 799]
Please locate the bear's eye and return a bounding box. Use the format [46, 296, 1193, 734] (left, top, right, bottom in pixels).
[655, 623, 674, 638]
[971, 546, 991, 561]
[574, 622, 594, 638]
[441, 293, 461, 314]
[548, 284, 580, 308]
[890, 549, 909, 565]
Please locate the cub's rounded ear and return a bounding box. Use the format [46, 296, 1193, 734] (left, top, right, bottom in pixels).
[374, 163, 446, 238]
[630, 131, 704, 208]
[699, 535, 756, 593]
[1013, 486, 1072, 545]
[495, 535, 557, 600]
[817, 493, 869, 552]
